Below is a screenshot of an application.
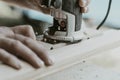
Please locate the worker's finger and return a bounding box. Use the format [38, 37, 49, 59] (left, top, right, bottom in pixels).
[0, 48, 21, 69]
[0, 26, 14, 37]
[79, 0, 90, 7]
[80, 7, 89, 13]
[11, 25, 36, 40]
[0, 37, 43, 68]
[13, 34, 53, 66]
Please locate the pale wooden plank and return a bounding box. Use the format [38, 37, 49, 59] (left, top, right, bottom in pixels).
[39, 62, 120, 80]
[1, 30, 120, 80]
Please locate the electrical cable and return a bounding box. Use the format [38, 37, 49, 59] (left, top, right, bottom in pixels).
[96, 0, 112, 30]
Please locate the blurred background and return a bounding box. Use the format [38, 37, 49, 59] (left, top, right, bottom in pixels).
[84, 0, 120, 29]
[0, 0, 119, 33]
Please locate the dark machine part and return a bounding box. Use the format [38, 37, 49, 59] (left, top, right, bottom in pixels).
[41, 0, 62, 8]
[41, 0, 83, 43]
[62, 0, 82, 31]
[41, 0, 82, 31]
[49, 0, 82, 35]
[41, 0, 51, 7]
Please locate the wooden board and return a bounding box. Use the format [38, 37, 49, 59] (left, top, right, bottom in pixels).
[1, 30, 120, 80]
[39, 62, 120, 80]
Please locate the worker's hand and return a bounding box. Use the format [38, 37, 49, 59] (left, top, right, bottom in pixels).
[0, 25, 53, 69]
[79, 0, 91, 13]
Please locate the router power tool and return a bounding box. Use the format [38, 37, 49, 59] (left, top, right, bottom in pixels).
[41, 0, 84, 43]
[2, 0, 86, 43]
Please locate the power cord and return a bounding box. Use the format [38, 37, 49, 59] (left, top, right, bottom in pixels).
[96, 0, 112, 30]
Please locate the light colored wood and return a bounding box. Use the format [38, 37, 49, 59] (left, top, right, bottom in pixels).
[89, 46, 120, 73]
[1, 30, 120, 80]
[39, 61, 120, 80]
[39, 47, 120, 80]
